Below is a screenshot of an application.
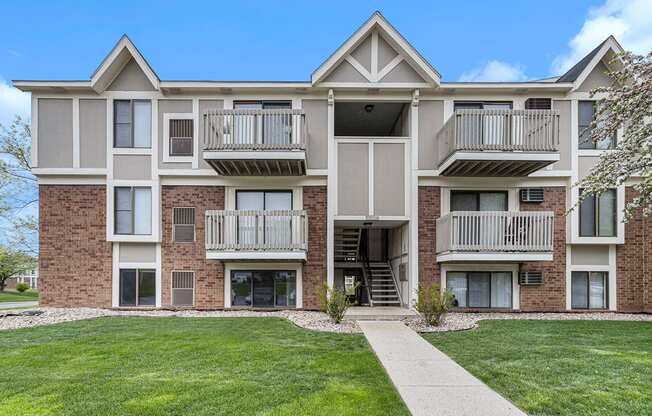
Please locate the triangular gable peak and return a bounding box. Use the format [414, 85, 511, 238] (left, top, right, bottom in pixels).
[562, 36, 624, 92]
[312, 12, 440, 87]
[90, 35, 160, 93]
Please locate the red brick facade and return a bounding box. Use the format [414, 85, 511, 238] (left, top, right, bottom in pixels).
[616, 187, 652, 313]
[519, 187, 567, 311]
[418, 186, 441, 286]
[39, 185, 113, 307]
[161, 186, 225, 309]
[302, 186, 327, 310]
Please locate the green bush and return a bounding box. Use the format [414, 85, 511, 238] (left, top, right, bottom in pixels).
[318, 285, 352, 324]
[15, 282, 30, 293]
[415, 282, 454, 326]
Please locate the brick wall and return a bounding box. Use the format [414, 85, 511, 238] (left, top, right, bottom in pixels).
[39, 185, 112, 307]
[161, 186, 225, 309]
[519, 187, 567, 311]
[616, 187, 652, 313]
[302, 186, 327, 310]
[418, 186, 440, 286]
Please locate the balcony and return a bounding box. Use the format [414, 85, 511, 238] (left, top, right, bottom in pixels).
[436, 211, 555, 262]
[436, 109, 560, 176]
[202, 109, 306, 176]
[205, 210, 308, 260]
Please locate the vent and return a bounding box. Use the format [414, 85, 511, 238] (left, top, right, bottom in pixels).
[173, 207, 195, 242]
[525, 98, 552, 110]
[169, 119, 193, 156]
[172, 271, 194, 306]
[520, 188, 545, 203]
[519, 271, 544, 285]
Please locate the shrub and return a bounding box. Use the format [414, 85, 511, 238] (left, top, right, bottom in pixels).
[15, 282, 30, 293]
[318, 285, 352, 324]
[415, 282, 454, 326]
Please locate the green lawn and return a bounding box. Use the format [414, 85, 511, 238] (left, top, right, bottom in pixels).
[0, 317, 408, 416]
[423, 320, 652, 416]
[0, 289, 38, 302]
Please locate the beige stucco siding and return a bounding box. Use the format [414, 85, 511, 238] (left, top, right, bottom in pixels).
[113, 155, 151, 180]
[119, 243, 157, 263]
[106, 58, 156, 91]
[158, 100, 193, 169]
[303, 99, 328, 169]
[553, 100, 571, 171]
[79, 99, 107, 168]
[571, 245, 610, 265]
[338, 143, 369, 215]
[38, 98, 73, 168]
[374, 143, 404, 216]
[418, 100, 444, 169]
[199, 99, 224, 169]
[577, 61, 613, 92]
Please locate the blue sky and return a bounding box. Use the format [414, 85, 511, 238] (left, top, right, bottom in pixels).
[1, 0, 652, 125]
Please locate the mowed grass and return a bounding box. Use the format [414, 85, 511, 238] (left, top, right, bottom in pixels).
[0, 317, 408, 416]
[423, 320, 652, 416]
[0, 289, 38, 302]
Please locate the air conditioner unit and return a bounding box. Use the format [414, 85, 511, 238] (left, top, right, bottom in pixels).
[520, 188, 544, 203]
[519, 271, 544, 285]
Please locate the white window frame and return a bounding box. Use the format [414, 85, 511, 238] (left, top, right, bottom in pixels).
[163, 113, 196, 163]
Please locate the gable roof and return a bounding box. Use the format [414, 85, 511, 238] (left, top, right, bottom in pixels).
[556, 36, 624, 89]
[311, 11, 441, 86]
[90, 34, 160, 93]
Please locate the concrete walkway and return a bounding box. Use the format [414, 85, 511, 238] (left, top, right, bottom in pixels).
[0, 301, 38, 310]
[358, 321, 526, 416]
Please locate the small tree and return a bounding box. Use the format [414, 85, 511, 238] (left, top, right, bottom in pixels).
[415, 282, 454, 326]
[575, 51, 652, 220]
[0, 246, 34, 292]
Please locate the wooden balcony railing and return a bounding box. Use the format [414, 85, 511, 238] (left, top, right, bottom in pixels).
[436, 211, 554, 254]
[203, 109, 306, 151]
[205, 210, 308, 251]
[436, 109, 560, 166]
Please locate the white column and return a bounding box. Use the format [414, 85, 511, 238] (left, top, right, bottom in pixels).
[327, 90, 335, 289]
[408, 90, 420, 307]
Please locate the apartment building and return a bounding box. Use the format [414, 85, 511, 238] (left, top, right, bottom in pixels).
[14, 12, 651, 312]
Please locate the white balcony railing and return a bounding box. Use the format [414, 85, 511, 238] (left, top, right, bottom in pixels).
[437, 109, 560, 166]
[436, 211, 554, 254]
[203, 109, 306, 151]
[205, 210, 308, 251]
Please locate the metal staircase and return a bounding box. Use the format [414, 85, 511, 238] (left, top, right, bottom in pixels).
[367, 262, 401, 306]
[334, 228, 361, 262]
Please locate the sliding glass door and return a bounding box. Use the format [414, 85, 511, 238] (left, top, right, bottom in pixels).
[236, 191, 292, 246]
[230, 270, 297, 308]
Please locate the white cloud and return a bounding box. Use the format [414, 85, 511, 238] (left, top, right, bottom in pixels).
[0, 77, 30, 128]
[458, 60, 528, 82]
[552, 0, 652, 75]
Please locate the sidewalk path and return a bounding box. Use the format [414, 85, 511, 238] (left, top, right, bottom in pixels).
[358, 321, 526, 416]
[0, 301, 38, 310]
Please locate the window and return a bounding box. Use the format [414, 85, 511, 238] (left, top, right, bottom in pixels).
[236, 191, 292, 245]
[114, 100, 152, 148]
[579, 189, 616, 237]
[571, 271, 607, 309]
[169, 118, 193, 156]
[119, 269, 156, 306]
[115, 187, 152, 235]
[172, 271, 194, 306]
[173, 207, 195, 242]
[578, 101, 615, 150]
[447, 271, 512, 308]
[230, 270, 296, 308]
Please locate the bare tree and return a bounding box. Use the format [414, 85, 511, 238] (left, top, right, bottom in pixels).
[576, 51, 652, 220]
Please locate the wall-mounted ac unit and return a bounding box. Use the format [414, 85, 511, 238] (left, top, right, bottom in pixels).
[519, 271, 544, 285]
[520, 188, 544, 203]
